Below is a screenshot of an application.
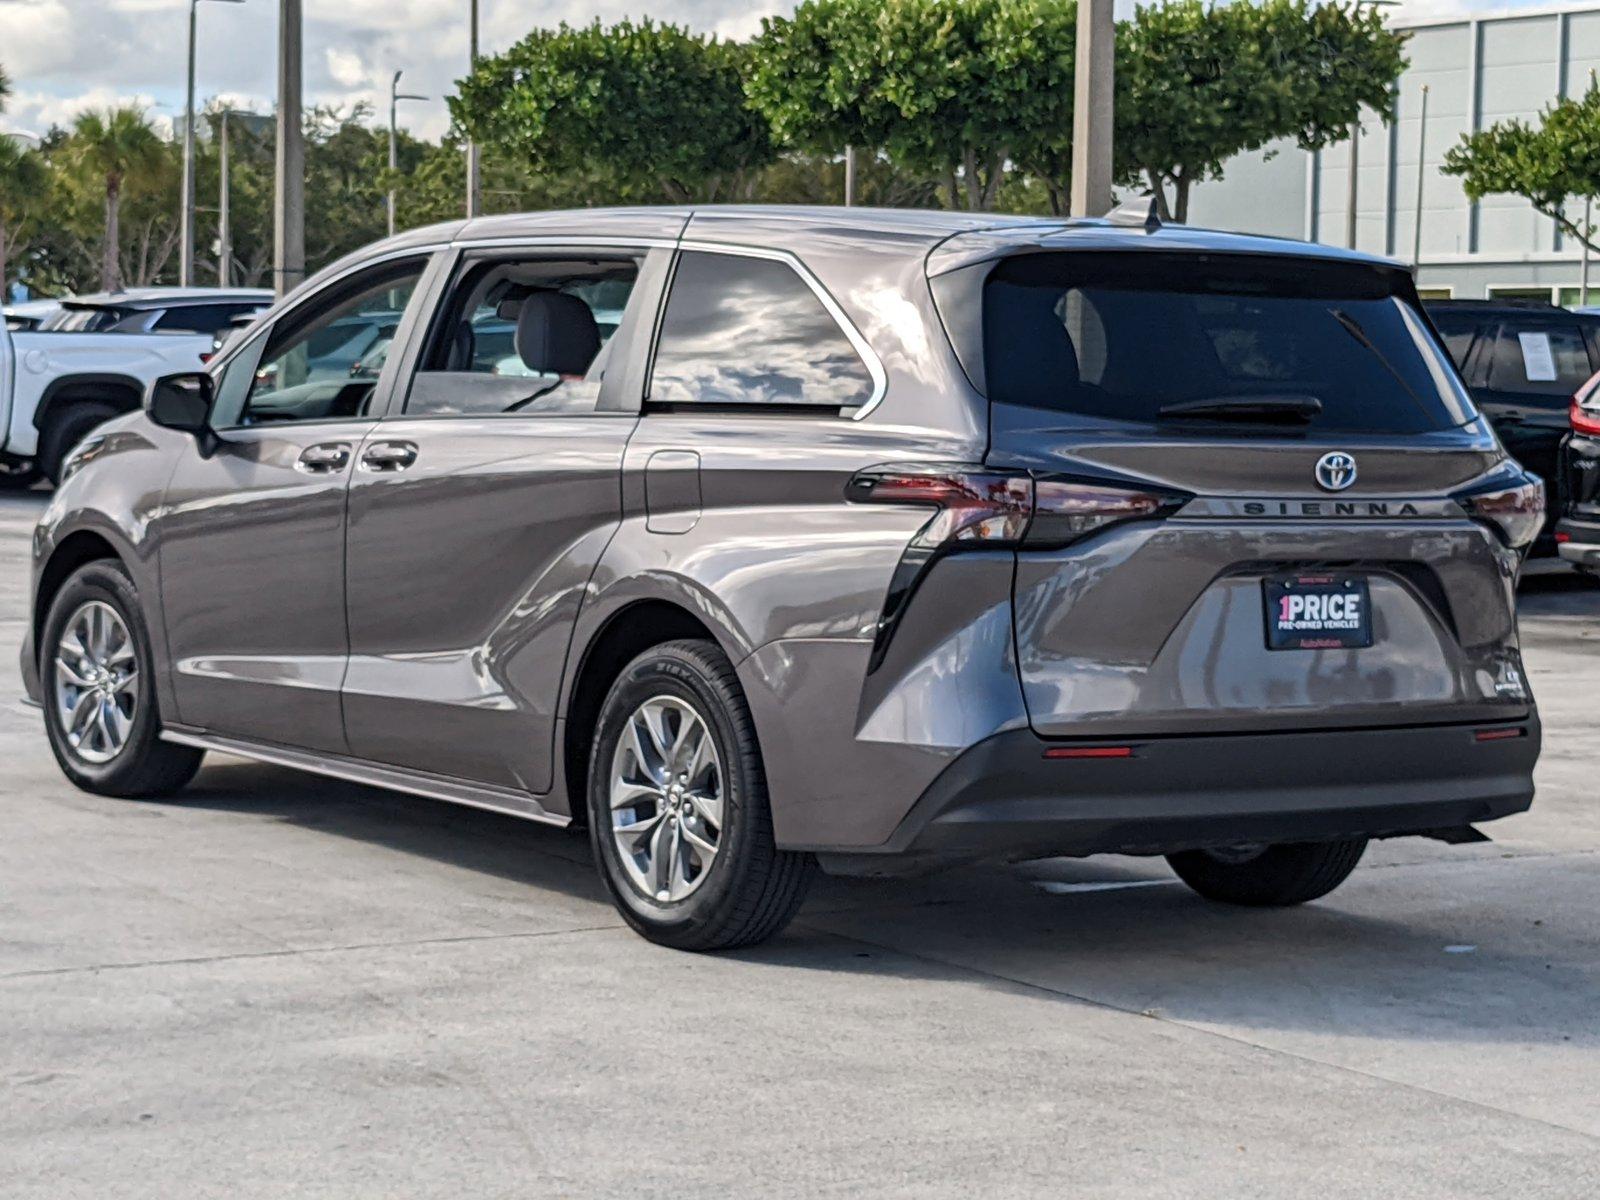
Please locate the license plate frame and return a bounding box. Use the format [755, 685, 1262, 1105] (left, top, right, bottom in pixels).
[1262, 573, 1373, 651]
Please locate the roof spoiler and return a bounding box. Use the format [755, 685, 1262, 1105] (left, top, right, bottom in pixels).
[1103, 195, 1163, 232]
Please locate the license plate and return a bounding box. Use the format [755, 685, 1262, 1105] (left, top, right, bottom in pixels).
[1263, 574, 1373, 650]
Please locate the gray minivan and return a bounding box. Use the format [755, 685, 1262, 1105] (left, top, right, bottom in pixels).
[22, 206, 1544, 949]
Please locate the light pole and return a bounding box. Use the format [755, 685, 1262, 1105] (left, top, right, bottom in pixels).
[180, 0, 245, 288]
[1070, 0, 1115, 218]
[388, 71, 429, 238]
[274, 0, 303, 298]
[219, 108, 231, 286]
[1411, 84, 1429, 270]
[465, 0, 482, 218]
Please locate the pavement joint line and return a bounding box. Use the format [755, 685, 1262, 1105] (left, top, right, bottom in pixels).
[796, 923, 1600, 1145]
[0, 921, 629, 984]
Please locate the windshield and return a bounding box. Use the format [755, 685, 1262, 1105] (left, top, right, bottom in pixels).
[982, 252, 1477, 435]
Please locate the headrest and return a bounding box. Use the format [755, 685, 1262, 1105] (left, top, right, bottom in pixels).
[513, 290, 600, 376]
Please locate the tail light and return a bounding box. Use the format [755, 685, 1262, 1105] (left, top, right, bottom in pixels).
[1455, 472, 1545, 552]
[847, 464, 1187, 669]
[1573, 370, 1600, 437]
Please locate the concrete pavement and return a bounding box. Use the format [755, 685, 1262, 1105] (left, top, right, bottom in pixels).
[2, 489, 1597, 1198]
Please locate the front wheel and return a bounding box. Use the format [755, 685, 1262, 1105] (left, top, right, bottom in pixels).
[1166, 838, 1368, 907]
[39, 560, 204, 797]
[587, 638, 813, 950]
[39, 401, 120, 486]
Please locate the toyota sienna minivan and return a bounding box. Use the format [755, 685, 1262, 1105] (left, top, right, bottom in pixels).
[22, 206, 1544, 950]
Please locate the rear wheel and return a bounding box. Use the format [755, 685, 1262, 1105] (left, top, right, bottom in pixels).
[40, 560, 203, 797]
[587, 638, 813, 950]
[1166, 838, 1367, 907]
[39, 401, 121, 485]
[0, 459, 41, 490]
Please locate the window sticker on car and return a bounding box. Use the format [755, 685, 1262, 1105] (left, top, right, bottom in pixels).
[1518, 331, 1558, 382]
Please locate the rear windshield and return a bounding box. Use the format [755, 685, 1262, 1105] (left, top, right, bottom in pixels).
[982, 253, 1476, 434]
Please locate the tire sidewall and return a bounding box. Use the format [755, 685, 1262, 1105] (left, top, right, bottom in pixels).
[39, 561, 164, 792]
[587, 645, 760, 940]
[43, 403, 118, 484]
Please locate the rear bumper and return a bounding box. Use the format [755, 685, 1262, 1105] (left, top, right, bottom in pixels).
[813, 718, 1539, 875]
[1556, 515, 1600, 569]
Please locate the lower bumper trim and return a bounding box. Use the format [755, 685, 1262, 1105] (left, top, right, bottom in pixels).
[810, 718, 1539, 875]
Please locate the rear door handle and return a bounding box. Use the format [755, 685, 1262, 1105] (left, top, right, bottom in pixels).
[359, 440, 419, 472]
[296, 442, 351, 473]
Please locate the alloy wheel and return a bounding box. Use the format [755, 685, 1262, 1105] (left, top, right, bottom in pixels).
[53, 600, 138, 764]
[609, 695, 724, 903]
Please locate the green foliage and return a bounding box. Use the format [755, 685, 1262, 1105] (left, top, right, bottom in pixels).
[1442, 80, 1600, 253]
[452, 18, 773, 202]
[1119, 0, 1408, 221]
[749, 0, 1075, 211]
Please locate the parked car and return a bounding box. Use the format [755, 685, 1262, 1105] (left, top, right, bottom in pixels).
[3, 299, 63, 332]
[23, 207, 1543, 950]
[0, 315, 218, 486]
[1554, 367, 1600, 573]
[1424, 298, 1600, 556]
[37, 287, 271, 336]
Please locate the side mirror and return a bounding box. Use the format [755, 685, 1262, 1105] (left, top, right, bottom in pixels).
[146, 372, 213, 435]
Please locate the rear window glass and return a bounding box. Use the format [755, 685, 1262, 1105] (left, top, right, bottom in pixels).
[1487, 324, 1594, 396]
[982, 253, 1476, 434]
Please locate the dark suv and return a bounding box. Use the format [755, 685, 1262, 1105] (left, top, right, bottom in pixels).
[23, 207, 1543, 949]
[1425, 298, 1600, 556]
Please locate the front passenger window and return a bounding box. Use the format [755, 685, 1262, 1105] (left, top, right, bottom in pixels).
[238, 261, 424, 426]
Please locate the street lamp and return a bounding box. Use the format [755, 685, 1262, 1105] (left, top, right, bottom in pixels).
[466, 0, 482, 218]
[388, 71, 429, 238]
[180, 0, 245, 288]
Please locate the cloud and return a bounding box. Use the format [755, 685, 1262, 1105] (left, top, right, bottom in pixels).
[2, 0, 1548, 146]
[325, 48, 370, 90]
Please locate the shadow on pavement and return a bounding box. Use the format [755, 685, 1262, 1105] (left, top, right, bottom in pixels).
[173, 758, 1595, 1051]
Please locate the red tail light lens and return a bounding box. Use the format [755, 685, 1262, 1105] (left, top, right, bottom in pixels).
[1572, 372, 1600, 436]
[846, 465, 1187, 551]
[846, 468, 1033, 548]
[1455, 472, 1545, 552]
[1028, 478, 1188, 548]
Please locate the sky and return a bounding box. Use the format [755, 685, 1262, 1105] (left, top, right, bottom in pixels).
[0, 0, 1568, 143]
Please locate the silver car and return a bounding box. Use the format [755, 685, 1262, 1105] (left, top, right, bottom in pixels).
[21, 206, 1545, 949]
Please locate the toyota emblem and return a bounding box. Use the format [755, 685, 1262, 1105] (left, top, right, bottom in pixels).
[1315, 451, 1358, 492]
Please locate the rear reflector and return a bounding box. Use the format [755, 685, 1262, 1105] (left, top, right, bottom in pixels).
[1474, 728, 1525, 742]
[1044, 746, 1134, 759]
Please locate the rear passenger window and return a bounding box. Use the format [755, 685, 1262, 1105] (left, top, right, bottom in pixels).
[405, 255, 641, 417]
[154, 304, 257, 335]
[1487, 324, 1593, 396]
[649, 251, 874, 409]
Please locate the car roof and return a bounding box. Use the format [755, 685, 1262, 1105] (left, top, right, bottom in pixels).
[60, 287, 273, 312]
[294, 204, 1410, 310]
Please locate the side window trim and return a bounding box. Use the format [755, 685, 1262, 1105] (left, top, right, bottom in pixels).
[648, 241, 888, 419]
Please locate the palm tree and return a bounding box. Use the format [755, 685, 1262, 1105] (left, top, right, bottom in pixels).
[0, 63, 12, 112]
[68, 107, 166, 291]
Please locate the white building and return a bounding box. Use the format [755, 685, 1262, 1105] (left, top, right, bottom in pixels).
[1185, 1, 1600, 303]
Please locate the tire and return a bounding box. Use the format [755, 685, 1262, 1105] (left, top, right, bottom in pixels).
[0, 460, 41, 490]
[1166, 838, 1368, 907]
[39, 559, 203, 798]
[586, 638, 814, 950]
[39, 401, 121, 486]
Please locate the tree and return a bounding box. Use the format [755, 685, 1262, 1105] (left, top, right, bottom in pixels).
[452, 18, 774, 202]
[0, 137, 47, 299]
[65, 107, 168, 291]
[749, 0, 1076, 212]
[1442, 79, 1600, 254]
[1118, 0, 1407, 222]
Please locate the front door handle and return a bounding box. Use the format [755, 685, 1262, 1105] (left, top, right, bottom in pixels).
[296, 442, 351, 473]
[359, 440, 419, 472]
